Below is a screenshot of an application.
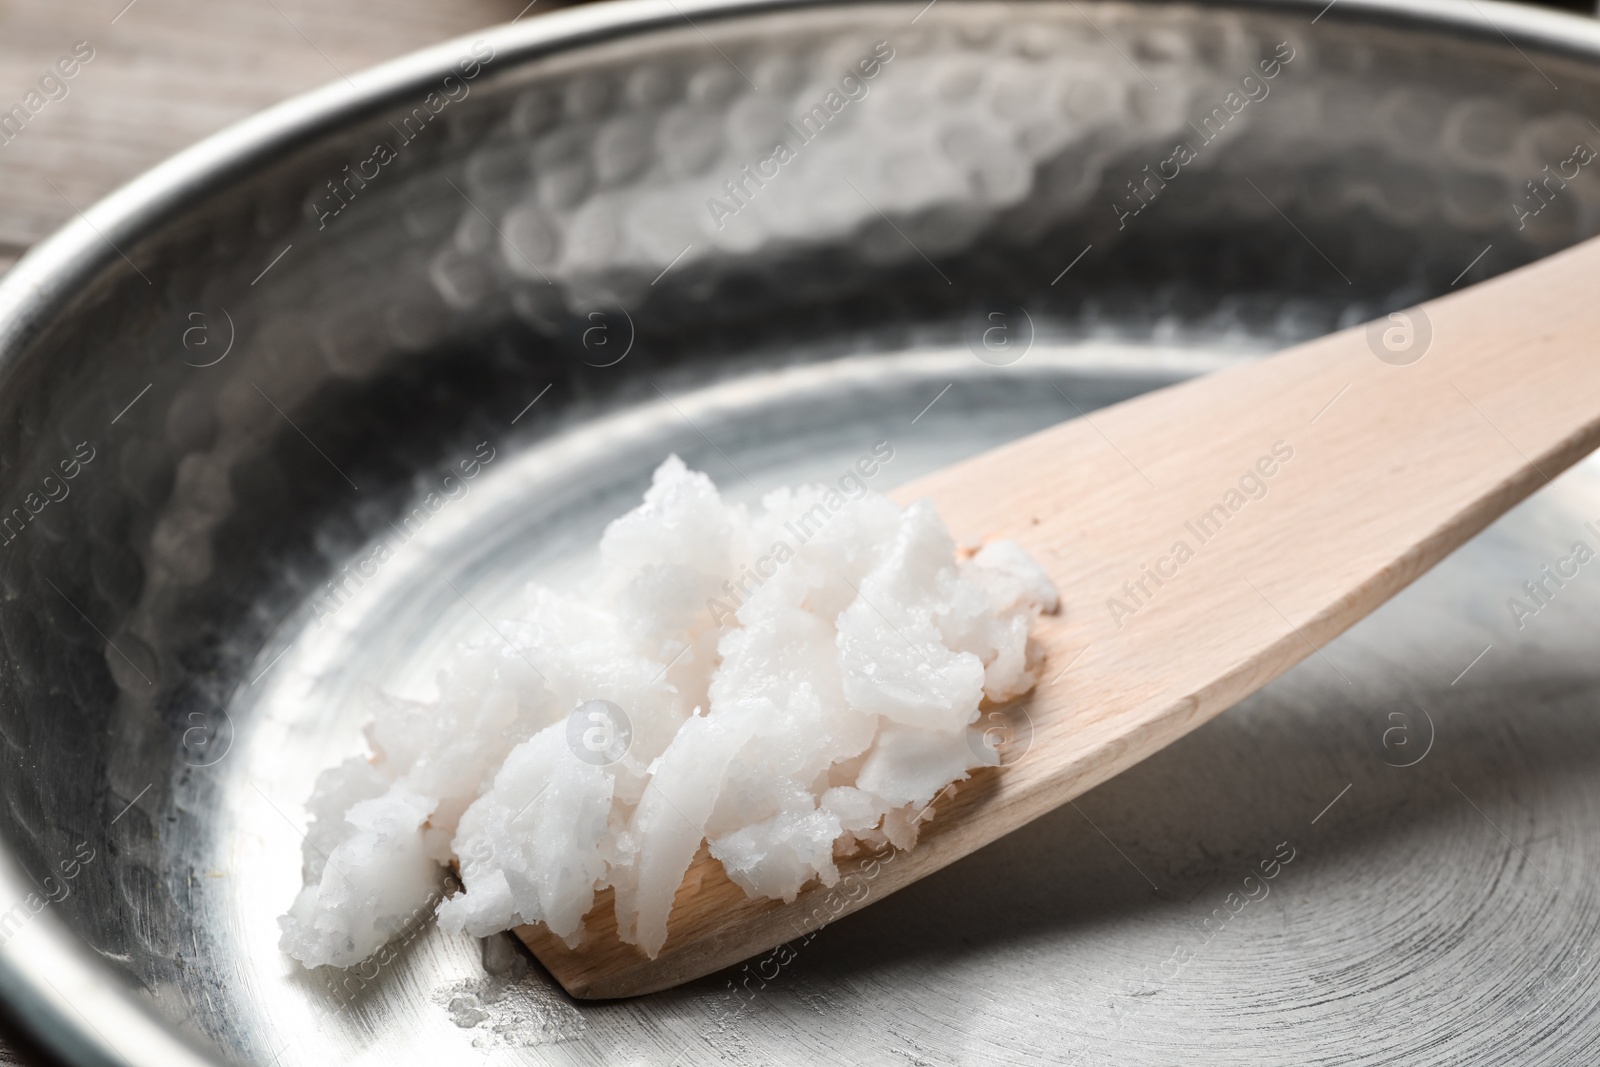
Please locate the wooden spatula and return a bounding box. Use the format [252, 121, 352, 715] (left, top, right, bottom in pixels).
[517, 237, 1600, 998]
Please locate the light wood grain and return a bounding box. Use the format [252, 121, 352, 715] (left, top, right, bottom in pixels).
[0, 0, 542, 260]
[519, 232, 1600, 997]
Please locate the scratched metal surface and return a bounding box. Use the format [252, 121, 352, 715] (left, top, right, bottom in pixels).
[2, 0, 1600, 1064]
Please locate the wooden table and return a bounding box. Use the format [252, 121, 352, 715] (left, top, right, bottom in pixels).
[0, 0, 552, 277]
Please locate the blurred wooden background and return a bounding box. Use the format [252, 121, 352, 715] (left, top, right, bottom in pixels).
[0, 0, 554, 278]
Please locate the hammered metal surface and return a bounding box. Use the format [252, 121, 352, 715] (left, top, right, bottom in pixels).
[1, 1, 1600, 1064]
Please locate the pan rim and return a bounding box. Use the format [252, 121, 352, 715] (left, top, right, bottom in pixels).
[0, 0, 1596, 1063]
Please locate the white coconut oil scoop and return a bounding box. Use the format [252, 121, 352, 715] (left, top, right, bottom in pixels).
[514, 235, 1600, 997]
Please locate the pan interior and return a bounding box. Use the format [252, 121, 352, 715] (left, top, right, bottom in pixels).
[2, 2, 1600, 1065]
